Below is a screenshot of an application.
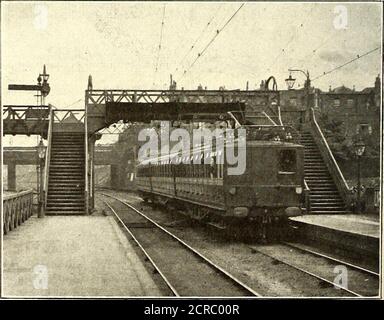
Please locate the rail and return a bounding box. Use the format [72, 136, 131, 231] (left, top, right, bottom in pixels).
[43, 107, 54, 209]
[310, 108, 352, 204]
[3, 190, 34, 234]
[101, 193, 261, 296]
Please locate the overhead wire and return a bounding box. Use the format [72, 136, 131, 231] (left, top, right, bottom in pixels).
[179, 3, 245, 81]
[174, 7, 223, 76]
[64, 98, 84, 109]
[264, 4, 317, 75]
[311, 46, 380, 81]
[153, 4, 167, 87]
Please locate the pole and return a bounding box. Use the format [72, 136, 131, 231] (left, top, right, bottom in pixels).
[38, 157, 45, 218]
[357, 155, 361, 214]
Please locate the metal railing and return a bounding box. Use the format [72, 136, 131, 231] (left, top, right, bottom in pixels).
[310, 108, 352, 205]
[3, 190, 34, 234]
[86, 89, 280, 105]
[84, 105, 89, 214]
[3, 105, 50, 120]
[53, 109, 85, 123]
[43, 106, 54, 209]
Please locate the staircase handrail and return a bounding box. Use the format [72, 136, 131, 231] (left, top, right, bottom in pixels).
[85, 105, 89, 214]
[310, 108, 352, 203]
[43, 106, 54, 209]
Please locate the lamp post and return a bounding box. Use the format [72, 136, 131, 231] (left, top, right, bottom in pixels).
[354, 140, 366, 214]
[37, 139, 46, 218]
[286, 69, 311, 122]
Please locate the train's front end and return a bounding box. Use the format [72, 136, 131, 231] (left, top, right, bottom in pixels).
[224, 126, 304, 239]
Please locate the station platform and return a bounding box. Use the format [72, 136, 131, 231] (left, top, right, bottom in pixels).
[3, 215, 162, 297]
[290, 214, 380, 239]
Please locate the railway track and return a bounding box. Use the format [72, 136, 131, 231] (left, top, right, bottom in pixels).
[282, 241, 380, 277]
[249, 242, 379, 297]
[99, 192, 261, 297]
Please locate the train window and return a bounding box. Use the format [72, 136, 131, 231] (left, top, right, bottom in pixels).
[279, 149, 296, 172]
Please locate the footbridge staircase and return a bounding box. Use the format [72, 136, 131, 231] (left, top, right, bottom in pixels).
[301, 108, 352, 214]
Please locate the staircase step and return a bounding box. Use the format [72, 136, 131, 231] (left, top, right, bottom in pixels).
[45, 209, 85, 212]
[310, 197, 344, 201]
[47, 203, 84, 208]
[49, 178, 83, 182]
[45, 211, 85, 215]
[51, 157, 84, 160]
[308, 186, 336, 190]
[51, 142, 83, 144]
[49, 168, 83, 170]
[51, 142, 84, 146]
[310, 207, 346, 211]
[48, 181, 84, 188]
[304, 155, 323, 158]
[50, 161, 85, 167]
[310, 210, 349, 214]
[304, 160, 324, 163]
[310, 195, 342, 199]
[47, 196, 84, 199]
[51, 154, 84, 156]
[48, 192, 85, 195]
[49, 177, 84, 180]
[311, 202, 344, 206]
[305, 175, 332, 178]
[304, 165, 327, 169]
[310, 192, 340, 196]
[48, 185, 84, 188]
[50, 168, 83, 171]
[50, 159, 84, 162]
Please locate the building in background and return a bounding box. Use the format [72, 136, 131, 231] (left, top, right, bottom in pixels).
[316, 75, 381, 140]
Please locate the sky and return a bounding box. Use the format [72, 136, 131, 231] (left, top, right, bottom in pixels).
[1, 1, 382, 146]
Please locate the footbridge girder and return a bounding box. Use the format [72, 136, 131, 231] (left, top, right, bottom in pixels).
[85, 89, 280, 134]
[2, 105, 50, 138]
[105, 101, 246, 128]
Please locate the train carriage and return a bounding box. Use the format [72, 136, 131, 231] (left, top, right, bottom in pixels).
[136, 125, 304, 240]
